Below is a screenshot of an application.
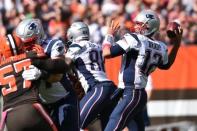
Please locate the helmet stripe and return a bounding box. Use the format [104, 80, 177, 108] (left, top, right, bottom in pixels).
[7, 34, 18, 55]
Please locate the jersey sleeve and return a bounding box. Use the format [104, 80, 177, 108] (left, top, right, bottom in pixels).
[161, 42, 168, 65]
[44, 39, 65, 58]
[163, 47, 168, 65]
[116, 33, 139, 53]
[65, 43, 82, 60]
[110, 44, 126, 57]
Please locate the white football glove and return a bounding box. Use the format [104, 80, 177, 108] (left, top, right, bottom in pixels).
[22, 65, 42, 80]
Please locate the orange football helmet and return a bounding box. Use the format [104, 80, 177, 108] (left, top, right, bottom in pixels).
[0, 33, 25, 61]
[0, 34, 46, 62]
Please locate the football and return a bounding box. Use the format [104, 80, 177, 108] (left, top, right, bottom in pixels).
[166, 21, 180, 38]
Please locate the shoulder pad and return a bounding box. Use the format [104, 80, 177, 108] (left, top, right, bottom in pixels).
[69, 43, 83, 49]
[45, 39, 64, 56]
[124, 33, 140, 49]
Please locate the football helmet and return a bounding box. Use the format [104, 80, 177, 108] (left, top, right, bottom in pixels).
[0, 34, 24, 60]
[132, 10, 160, 36]
[67, 22, 89, 42]
[15, 18, 45, 43]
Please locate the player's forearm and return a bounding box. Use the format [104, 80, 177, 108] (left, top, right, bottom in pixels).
[36, 58, 70, 73]
[102, 46, 112, 58]
[166, 23, 182, 68]
[166, 44, 180, 68]
[103, 45, 125, 58]
[159, 45, 180, 70]
[102, 35, 125, 58]
[102, 34, 115, 58]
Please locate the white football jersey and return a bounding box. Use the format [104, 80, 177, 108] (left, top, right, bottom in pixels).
[116, 33, 168, 89]
[66, 40, 110, 92]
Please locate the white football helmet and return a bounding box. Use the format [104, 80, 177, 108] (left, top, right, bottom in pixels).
[133, 10, 160, 36]
[67, 22, 89, 42]
[15, 18, 45, 43]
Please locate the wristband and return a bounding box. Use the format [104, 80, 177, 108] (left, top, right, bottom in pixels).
[103, 34, 114, 45]
[102, 34, 115, 50]
[102, 44, 111, 50]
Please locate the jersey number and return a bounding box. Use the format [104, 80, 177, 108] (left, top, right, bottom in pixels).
[141, 49, 162, 75]
[89, 50, 105, 71]
[0, 59, 32, 96]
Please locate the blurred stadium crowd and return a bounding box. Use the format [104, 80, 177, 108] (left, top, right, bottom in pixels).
[0, 0, 197, 45]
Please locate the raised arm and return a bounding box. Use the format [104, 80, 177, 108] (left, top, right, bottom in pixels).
[102, 20, 124, 58]
[158, 24, 183, 70]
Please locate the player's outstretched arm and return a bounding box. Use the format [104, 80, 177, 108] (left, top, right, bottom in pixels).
[158, 23, 183, 70]
[34, 57, 71, 74]
[102, 19, 120, 58]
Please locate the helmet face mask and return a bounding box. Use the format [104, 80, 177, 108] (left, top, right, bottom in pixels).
[131, 21, 149, 35]
[67, 22, 90, 43]
[133, 10, 160, 36]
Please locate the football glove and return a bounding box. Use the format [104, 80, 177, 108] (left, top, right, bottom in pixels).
[22, 65, 42, 80]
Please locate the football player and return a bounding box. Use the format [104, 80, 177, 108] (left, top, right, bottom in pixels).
[65, 22, 118, 130]
[0, 27, 70, 131]
[19, 18, 80, 131]
[102, 10, 183, 131]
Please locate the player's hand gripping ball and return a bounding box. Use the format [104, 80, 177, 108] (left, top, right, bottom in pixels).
[167, 21, 181, 38]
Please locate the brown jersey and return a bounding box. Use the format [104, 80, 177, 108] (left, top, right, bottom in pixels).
[0, 51, 68, 110]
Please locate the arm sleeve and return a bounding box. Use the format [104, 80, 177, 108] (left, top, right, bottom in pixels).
[158, 43, 168, 66]
[110, 44, 126, 57]
[163, 48, 168, 65]
[157, 43, 172, 69]
[33, 58, 68, 74]
[116, 33, 139, 53]
[44, 39, 65, 58]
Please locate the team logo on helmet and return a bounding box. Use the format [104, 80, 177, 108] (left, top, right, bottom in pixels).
[28, 23, 37, 30]
[146, 14, 154, 19]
